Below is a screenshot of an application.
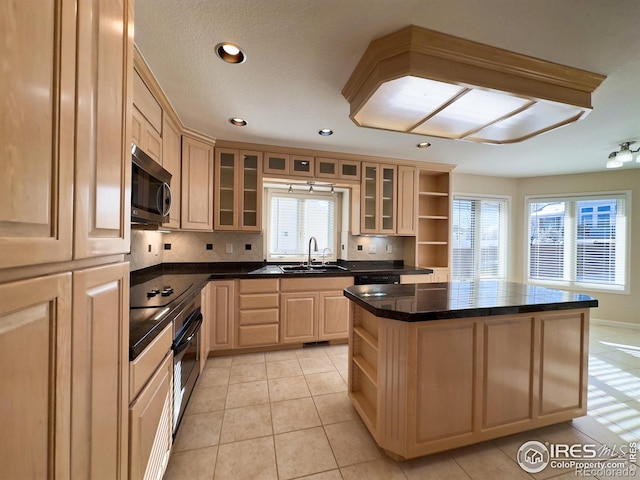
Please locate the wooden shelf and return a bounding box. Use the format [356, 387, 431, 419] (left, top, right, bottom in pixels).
[419, 191, 448, 197]
[351, 390, 377, 429]
[419, 215, 448, 220]
[353, 355, 377, 386]
[354, 326, 377, 350]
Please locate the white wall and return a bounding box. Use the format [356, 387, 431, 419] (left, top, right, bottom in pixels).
[453, 169, 640, 326]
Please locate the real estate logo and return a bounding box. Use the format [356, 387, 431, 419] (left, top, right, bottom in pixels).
[517, 440, 550, 473]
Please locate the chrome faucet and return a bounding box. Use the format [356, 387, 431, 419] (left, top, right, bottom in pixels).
[307, 236, 318, 269]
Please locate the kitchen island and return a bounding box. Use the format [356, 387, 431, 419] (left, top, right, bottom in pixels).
[343, 281, 598, 460]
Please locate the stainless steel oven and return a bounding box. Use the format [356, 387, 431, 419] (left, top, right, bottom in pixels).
[171, 292, 202, 434]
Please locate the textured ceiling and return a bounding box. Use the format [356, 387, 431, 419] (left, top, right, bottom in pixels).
[134, 0, 640, 178]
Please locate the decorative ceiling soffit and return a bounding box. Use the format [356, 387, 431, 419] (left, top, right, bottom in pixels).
[342, 26, 606, 145]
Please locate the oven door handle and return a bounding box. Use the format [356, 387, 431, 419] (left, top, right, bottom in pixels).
[172, 314, 203, 355]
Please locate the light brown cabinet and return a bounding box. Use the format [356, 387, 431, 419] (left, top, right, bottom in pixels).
[264, 152, 314, 178]
[214, 149, 263, 231]
[361, 163, 397, 234]
[349, 305, 589, 459]
[128, 352, 173, 480]
[162, 115, 182, 229]
[237, 279, 280, 348]
[0, 273, 72, 479]
[132, 106, 162, 163]
[72, 262, 129, 480]
[75, 0, 133, 259]
[280, 277, 353, 344]
[208, 280, 235, 351]
[315, 158, 361, 183]
[414, 170, 451, 272]
[181, 134, 215, 231]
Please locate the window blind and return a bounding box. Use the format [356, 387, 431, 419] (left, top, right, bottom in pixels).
[527, 194, 628, 291]
[452, 197, 508, 281]
[268, 190, 336, 260]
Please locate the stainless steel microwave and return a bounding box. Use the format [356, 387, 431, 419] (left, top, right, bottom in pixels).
[131, 144, 172, 225]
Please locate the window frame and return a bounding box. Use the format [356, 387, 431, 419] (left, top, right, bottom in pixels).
[451, 193, 510, 281]
[265, 186, 340, 263]
[524, 191, 631, 294]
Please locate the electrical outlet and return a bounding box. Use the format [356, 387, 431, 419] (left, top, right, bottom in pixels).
[368, 244, 377, 254]
[385, 244, 393, 253]
[164, 243, 171, 250]
[245, 244, 252, 250]
[206, 243, 213, 250]
[225, 243, 233, 254]
[357, 245, 363, 251]
[147, 244, 152, 253]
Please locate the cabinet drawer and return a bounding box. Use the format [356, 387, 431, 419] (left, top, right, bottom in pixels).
[129, 323, 172, 402]
[238, 278, 279, 294]
[239, 308, 279, 326]
[238, 324, 279, 347]
[239, 293, 279, 309]
[280, 276, 354, 292]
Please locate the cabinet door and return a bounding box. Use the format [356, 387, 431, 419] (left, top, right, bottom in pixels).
[162, 116, 182, 229]
[396, 166, 417, 235]
[181, 135, 214, 230]
[144, 125, 162, 164]
[0, 273, 72, 479]
[72, 262, 129, 480]
[75, 0, 133, 258]
[214, 148, 238, 230]
[240, 151, 263, 231]
[264, 152, 289, 176]
[379, 165, 397, 234]
[316, 158, 339, 179]
[281, 292, 317, 343]
[339, 160, 361, 182]
[361, 164, 379, 233]
[0, 0, 75, 268]
[129, 352, 173, 480]
[290, 154, 314, 177]
[209, 280, 235, 350]
[318, 291, 351, 340]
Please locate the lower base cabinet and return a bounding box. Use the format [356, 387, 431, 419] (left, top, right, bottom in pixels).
[0, 262, 129, 480]
[72, 263, 130, 480]
[0, 273, 72, 480]
[280, 277, 353, 344]
[128, 352, 173, 480]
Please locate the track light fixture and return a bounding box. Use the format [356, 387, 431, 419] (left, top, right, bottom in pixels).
[606, 141, 640, 169]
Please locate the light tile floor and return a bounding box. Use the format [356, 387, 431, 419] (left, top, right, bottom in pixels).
[163, 323, 640, 480]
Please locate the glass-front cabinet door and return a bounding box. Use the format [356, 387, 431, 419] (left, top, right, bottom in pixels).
[240, 151, 262, 231]
[361, 164, 378, 233]
[360, 163, 397, 234]
[214, 149, 263, 231]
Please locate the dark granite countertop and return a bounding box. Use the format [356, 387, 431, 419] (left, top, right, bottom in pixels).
[129, 261, 432, 359]
[344, 281, 598, 321]
[139, 260, 432, 279]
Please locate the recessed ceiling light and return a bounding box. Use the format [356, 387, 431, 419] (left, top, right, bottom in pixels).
[229, 117, 247, 126]
[319, 128, 333, 136]
[215, 42, 246, 64]
[417, 142, 431, 148]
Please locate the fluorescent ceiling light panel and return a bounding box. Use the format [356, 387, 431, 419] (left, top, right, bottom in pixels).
[343, 26, 606, 144]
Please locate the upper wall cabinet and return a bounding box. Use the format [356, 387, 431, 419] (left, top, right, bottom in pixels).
[361, 163, 397, 234]
[0, 0, 76, 268]
[181, 133, 214, 231]
[264, 152, 314, 178]
[0, 0, 133, 267]
[132, 70, 162, 163]
[214, 149, 263, 232]
[316, 158, 361, 183]
[75, 0, 133, 259]
[162, 115, 181, 229]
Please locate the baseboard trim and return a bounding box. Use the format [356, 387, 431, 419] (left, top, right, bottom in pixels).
[590, 317, 640, 331]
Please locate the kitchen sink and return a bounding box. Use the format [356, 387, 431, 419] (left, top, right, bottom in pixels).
[279, 265, 349, 273]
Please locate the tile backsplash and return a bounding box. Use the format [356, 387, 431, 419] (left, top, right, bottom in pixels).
[128, 230, 405, 271]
